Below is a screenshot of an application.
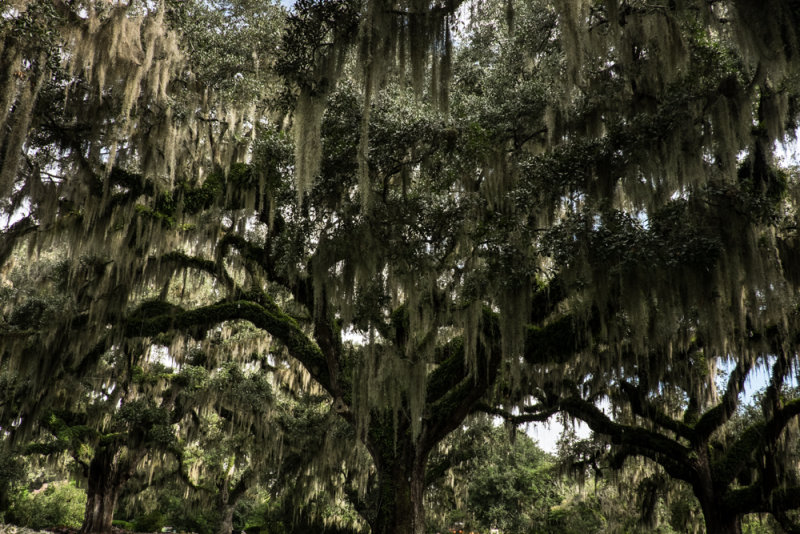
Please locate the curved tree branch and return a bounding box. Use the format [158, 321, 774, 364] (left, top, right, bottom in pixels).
[127, 299, 333, 394]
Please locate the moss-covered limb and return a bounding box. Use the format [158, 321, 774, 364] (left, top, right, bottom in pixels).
[619, 381, 697, 443]
[0, 215, 36, 267]
[607, 442, 696, 484]
[472, 402, 557, 426]
[720, 483, 800, 520]
[127, 300, 333, 393]
[216, 233, 294, 291]
[22, 412, 108, 474]
[425, 338, 465, 404]
[425, 305, 503, 406]
[424, 311, 502, 450]
[226, 466, 255, 503]
[694, 357, 754, 439]
[23, 440, 69, 456]
[156, 251, 234, 288]
[167, 444, 214, 493]
[766, 397, 800, 443]
[214, 234, 318, 324]
[558, 395, 694, 480]
[523, 315, 584, 365]
[711, 422, 764, 489]
[425, 379, 485, 446]
[423, 431, 485, 487]
[721, 486, 800, 533]
[98, 431, 130, 447]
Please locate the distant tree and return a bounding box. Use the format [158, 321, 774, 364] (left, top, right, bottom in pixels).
[18, 350, 194, 534]
[545, 357, 800, 534]
[174, 361, 275, 534]
[426, 418, 559, 533]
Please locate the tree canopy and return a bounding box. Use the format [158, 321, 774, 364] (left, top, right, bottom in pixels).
[2, 0, 800, 533]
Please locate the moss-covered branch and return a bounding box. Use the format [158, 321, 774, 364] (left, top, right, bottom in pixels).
[423, 309, 502, 450]
[619, 381, 697, 443]
[767, 397, 800, 443]
[694, 357, 753, 438]
[472, 402, 558, 426]
[217, 233, 295, 292]
[609, 442, 697, 483]
[558, 395, 694, 481]
[150, 251, 236, 295]
[425, 337, 465, 405]
[126, 299, 332, 393]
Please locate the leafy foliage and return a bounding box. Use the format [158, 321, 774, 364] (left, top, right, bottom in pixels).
[3, 0, 800, 533]
[7, 482, 86, 530]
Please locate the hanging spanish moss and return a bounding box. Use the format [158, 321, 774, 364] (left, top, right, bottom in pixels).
[3, 1, 800, 531]
[285, 0, 456, 203]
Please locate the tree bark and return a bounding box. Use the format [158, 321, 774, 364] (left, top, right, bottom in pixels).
[371, 463, 426, 534]
[690, 446, 743, 534]
[368, 429, 428, 534]
[700, 500, 742, 534]
[216, 503, 235, 534]
[80, 448, 123, 534]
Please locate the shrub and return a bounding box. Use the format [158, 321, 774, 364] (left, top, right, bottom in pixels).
[8, 481, 86, 529]
[133, 510, 165, 533]
[113, 519, 136, 531]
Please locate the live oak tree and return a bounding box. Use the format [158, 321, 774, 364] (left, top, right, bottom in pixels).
[174, 361, 276, 534]
[0, 251, 272, 534]
[19, 351, 185, 534]
[4, 1, 800, 534]
[1, 250, 185, 534]
[495, 4, 800, 533]
[528, 328, 800, 533]
[5, 3, 520, 531]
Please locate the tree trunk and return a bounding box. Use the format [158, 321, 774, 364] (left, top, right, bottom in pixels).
[371, 468, 426, 534]
[369, 438, 427, 534]
[699, 499, 742, 534]
[216, 503, 235, 534]
[692, 448, 742, 534]
[215, 469, 252, 534]
[80, 448, 123, 534]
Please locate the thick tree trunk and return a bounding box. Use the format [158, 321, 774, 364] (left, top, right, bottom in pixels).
[215, 469, 252, 534]
[216, 504, 235, 534]
[80, 448, 123, 534]
[371, 467, 426, 534]
[700, 500, 742, 534]
[693, 449, 742, 534]
[369, 438, 427, 534]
